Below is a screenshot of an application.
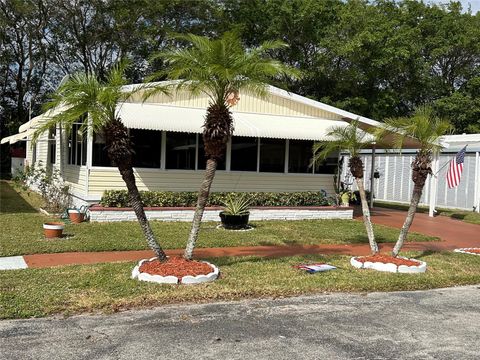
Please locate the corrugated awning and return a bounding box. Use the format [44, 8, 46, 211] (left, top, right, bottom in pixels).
[0, 128, 34, 144]
[118, 103, 352, 141]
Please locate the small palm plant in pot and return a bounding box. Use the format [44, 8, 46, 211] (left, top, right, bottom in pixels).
[219, 194, 252, 230]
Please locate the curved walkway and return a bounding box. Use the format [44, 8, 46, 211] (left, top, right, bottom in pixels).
[2, 207, 479, 270]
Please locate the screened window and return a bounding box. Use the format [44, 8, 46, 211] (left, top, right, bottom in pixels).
[197, 136, 226, 170]
[231, 136, 258, 171]
[131, 129, 161, 168]
[260, 138, 285, 172]
[48, 127, 56, 164]
[315, 155, 339, 174]
[166, 132, 196, 170]
[92, 132, 114, 167]
[288, 140, 314, 173]
[68, 119, 86, 165]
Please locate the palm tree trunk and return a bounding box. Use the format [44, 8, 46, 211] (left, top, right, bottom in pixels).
[392, 184, 423, 257]
[118, 167, 168, 262]
[355, 178, 378, 254]
[184, 158, 217, 260]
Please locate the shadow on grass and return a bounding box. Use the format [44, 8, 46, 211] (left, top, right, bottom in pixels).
[0, 181, 38, 214]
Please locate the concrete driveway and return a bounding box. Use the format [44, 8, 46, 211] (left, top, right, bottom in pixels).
[1, 285, 479, 360]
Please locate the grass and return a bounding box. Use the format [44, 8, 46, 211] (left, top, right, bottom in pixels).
[0, 180, 437, 256]
[1, 251, 479, 319]
[375, 200, 480, 225]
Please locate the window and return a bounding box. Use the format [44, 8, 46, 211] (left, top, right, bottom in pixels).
[260, 138, 285, 172]
[197, 136, 226, 170]
[314, 153, 338, 174]
[130, 129, 161, 168]
[166, 132, 196, 170]
[68, 119, 87, 165]
[48, 127, 56, 164]
[231, 136, 258, 171]
[92, 132, 113, 167]
[288, 140, 314, 173]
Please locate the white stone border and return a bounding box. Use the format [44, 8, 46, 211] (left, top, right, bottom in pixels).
[90, 207, 353, 222]
[131, 257, 220, 285]
[216, 224, 255, 232]
[454, 248, 480, 256]
[350, 256, 427, 274]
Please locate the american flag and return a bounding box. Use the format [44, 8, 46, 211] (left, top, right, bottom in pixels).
[446, 146, 467, 189]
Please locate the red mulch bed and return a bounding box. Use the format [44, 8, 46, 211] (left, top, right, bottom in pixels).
[139, 257, 214, 278]
[463, 248, 480, 254]
[356, 254, 421, 267]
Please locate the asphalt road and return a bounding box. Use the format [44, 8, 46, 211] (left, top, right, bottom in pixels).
[1, 285, 479, 360]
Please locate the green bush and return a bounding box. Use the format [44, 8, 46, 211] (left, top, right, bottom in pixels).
[100, 190, 332, 208]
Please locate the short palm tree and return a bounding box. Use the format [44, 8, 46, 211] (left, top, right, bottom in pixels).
[147, 32, 299, 260]
[313, 120, 379, 254]
[33, 61, 168, 261]
[377, 106, 451, 256]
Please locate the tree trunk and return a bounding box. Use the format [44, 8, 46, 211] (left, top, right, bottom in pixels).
[356, 178, 378, 254]
[118, 166, 168, 262]
[103, 120, 167, 262]
[184, 158, 217, 260]
[392, 184, 423, 257]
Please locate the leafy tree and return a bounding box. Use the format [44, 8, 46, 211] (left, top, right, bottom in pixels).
[434, 77, 480, 133]
[377, 106, 452, 256]
[32, 62, 168, 261]
[313, 120, 378, 254]
[147, 32, 298, 260]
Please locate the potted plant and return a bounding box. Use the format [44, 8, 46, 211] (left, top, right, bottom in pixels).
[68, 206, 88, 223]
[339, 190, 356, 207]
[43, 222, 65, 238]
[219, 194, 251, 229]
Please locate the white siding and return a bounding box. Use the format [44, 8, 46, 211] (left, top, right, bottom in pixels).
[130, 89, 342, 120]
[87, 168, 334, 199]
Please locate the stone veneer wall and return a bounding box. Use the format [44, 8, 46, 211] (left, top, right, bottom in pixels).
[89, 206, 353, 222]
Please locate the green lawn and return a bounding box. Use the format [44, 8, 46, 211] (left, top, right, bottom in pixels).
[375, 200, 480, 225]
[1, 180, 436, 256]
[1, 251, 479, 319]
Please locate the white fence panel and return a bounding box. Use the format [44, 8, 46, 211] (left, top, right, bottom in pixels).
[353, 152, 479, 211]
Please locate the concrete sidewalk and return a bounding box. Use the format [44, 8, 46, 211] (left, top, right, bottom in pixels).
[1, 207, 478, 270]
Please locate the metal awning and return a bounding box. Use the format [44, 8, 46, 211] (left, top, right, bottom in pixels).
[118, 103, 357, 141]
[0, 128, 34, 145]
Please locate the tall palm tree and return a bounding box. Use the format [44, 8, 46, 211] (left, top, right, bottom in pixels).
[377, 107, 451, 256]
[147, 32, 298, 260]
[313, 120, 379, 254]
[32, 61, 168, 261]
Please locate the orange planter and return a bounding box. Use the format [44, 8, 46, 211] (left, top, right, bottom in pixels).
[43, 222, 65, 238]
[68, 209, 84, 224]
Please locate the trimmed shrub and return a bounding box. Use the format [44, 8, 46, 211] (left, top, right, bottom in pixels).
[100, 190, 332, 208]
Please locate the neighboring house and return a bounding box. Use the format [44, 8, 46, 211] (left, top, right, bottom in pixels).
[2, 83, 383, 206]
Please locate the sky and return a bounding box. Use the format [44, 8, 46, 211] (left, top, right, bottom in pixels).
[427, 0, 480, 13]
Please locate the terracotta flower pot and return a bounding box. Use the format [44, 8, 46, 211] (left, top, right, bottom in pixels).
[43, 222, 65, 238]
[68, 209, 84, 224]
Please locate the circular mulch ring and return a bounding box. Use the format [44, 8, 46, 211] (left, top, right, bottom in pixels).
[351, 254, 427, 273]
[131, 257, 219, 285]
[216, 224, 255, 232]
[454, 248, 480, 256]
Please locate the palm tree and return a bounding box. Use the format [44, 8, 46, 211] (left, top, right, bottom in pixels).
[32, 61, 168, 262]
[147, 32, 298, 260]
[313, 120, 379, 254]
[377, 106, 451, 256]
